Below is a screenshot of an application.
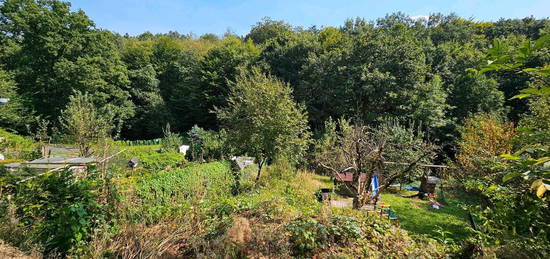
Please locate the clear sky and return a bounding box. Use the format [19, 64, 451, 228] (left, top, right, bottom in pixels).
[68, 0, 550, 36]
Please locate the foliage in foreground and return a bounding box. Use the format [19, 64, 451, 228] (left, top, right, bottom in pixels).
[0, 169, 113, 257]
[457, 34, 550, 257]
[95, 163, 448, 258]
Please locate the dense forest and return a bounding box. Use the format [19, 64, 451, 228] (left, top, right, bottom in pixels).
[0, 0, 546, 145]
[1, 0, 549, 258]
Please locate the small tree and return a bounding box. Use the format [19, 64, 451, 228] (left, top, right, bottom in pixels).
[160, 123, 182, 153]
[59, 91, 114, 157]
[217, 67, 311, 182]
[186, 125, 230, 161]
[316, 119, 436, 209]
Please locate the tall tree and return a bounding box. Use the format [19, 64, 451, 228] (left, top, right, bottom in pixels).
[447, 72, 505, 121]
[217, 67, 311, 182]
[195, 36, 259, 129]
[258, 30, 319, 88]
[118, 37, 171, 138]
[245, 17, 294, 45]
[0, 0, 133, 128]
[299, 20, 448, 129]
[0, 68, 33, 132]
[59, 91, 114, 157]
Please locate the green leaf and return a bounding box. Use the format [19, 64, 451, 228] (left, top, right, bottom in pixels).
[534, 157, 550, 166]
[520, 88, 543, 94]
[510, 93, 531, 100]
[503, 172, 521, 182]
[536, 184, 547, 198]
[501, 154, 520, 160]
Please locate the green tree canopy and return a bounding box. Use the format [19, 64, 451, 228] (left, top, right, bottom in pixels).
[245, 17, 294, 45]
[217, 67, 311, 181]
[0, 0, 133, 128]
[0, 68, 33, 132]
[194, 36, 259, 129]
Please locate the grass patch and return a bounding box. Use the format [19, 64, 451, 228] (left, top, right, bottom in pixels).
[382, 188, 475, 241]
[0, 129, 38, 160]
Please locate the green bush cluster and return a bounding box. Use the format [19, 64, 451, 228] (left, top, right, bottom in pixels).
[187, 125, 231, 162]
[0, 169, 111, 257]
[287, 214, 363, 255]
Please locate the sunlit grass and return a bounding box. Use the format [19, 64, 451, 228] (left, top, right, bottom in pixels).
[382, 189, 476, 241]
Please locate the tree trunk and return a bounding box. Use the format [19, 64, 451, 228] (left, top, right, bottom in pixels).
[353, 196, 360, 209]
[255, 159, 265, 183]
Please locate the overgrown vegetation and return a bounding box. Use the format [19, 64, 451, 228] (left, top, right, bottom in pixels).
[59, 91, 115, 157]
[0, 0, 549, 258]
[0, 169, 113, 257]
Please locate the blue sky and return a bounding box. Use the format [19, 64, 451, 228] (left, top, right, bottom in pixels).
[69, 0, 549, 36]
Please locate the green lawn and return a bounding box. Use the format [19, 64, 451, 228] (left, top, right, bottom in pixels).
[304, 174, 475, 241]
[381, 189, 476, 241]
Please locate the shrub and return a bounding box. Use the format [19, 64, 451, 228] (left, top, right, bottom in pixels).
[286, 211, 447, 258]
[187, 125, 230, 161]
[160, 123, 182, 153]
[59, 91, 115, 157]
[456, 113, 516, 179]
[0, 129, 39, 160]
[0, 169, 110, 257]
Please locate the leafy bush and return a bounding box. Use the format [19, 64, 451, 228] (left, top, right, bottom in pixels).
[287, 211, 447, 258]
[187, 125, 231, 161]
[59, 91, 116, 157]
[456, 113, 516, 179]
[464, 178, 550, 257]
[287, 218, 324, 254]
[160, 123, 182, 153]
[287, 215, 363, 255]
[0, 170, 110, 257]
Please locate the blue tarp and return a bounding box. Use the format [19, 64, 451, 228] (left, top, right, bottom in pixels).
[405, 185, 421, 191]
[371, 174, 380, 196]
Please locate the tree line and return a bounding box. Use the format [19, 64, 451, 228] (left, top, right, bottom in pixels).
[0, 0, 549, 153]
